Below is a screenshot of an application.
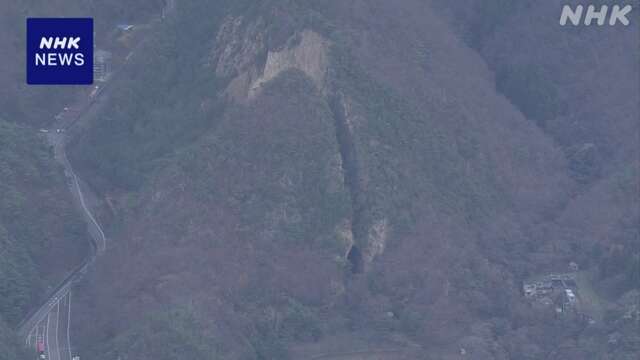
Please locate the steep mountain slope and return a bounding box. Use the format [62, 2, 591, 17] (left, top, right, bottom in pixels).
[78, 71, 351, 360]
[0, 120, 87, 357]
[434, 1, 640, 357]
[0, 316, 28, 360]
[0, 1, 164, 356]
[66, 1, 638, 359]
[434, 0, 638, 183]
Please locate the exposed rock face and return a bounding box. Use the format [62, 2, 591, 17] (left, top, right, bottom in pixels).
[68, 1, 638, 358]
[212, 16, 266, 78]
[364, 217, 388, 265]
[331, 94, 389, 270]
[212, 18, 329, 101]
[213, 20, 374, 270]
[249, 30, 329, 98]
[209, 16, 266, 101]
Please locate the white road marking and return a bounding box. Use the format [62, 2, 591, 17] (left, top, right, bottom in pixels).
[26, 326, 31, 346]
[46, 312, 51, 360]
[33, 323, 37, 349]
[30, 323, 38, 348]
[55, 300, 61, 360]
[29, 323, 37, 347]
[65, 149, 107, 252]
[66, 291, 72, 360]
[38, 322, 43, 351]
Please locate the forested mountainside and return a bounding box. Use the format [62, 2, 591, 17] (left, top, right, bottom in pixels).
[1, 0, 638, 359]
[0, 121, 86, 360]
[0, 1, 159, 358]
[62, 0, 638, 359]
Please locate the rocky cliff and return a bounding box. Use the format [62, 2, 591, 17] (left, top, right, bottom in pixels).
[65, 1, 638, 359]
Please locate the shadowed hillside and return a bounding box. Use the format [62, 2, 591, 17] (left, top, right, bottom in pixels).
[1, 0, 636, 359]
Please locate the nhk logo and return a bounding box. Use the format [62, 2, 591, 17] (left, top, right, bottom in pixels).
[27, 18, 93, 84]
[559, 4, 633, 26]
[36, 37, 85, 66]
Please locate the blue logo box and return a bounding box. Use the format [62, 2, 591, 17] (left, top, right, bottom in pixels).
[27, 18, 93, 85]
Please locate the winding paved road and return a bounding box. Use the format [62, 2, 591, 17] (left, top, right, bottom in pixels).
[18, 3, 178, 358]
[19, 131, 103, 359]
